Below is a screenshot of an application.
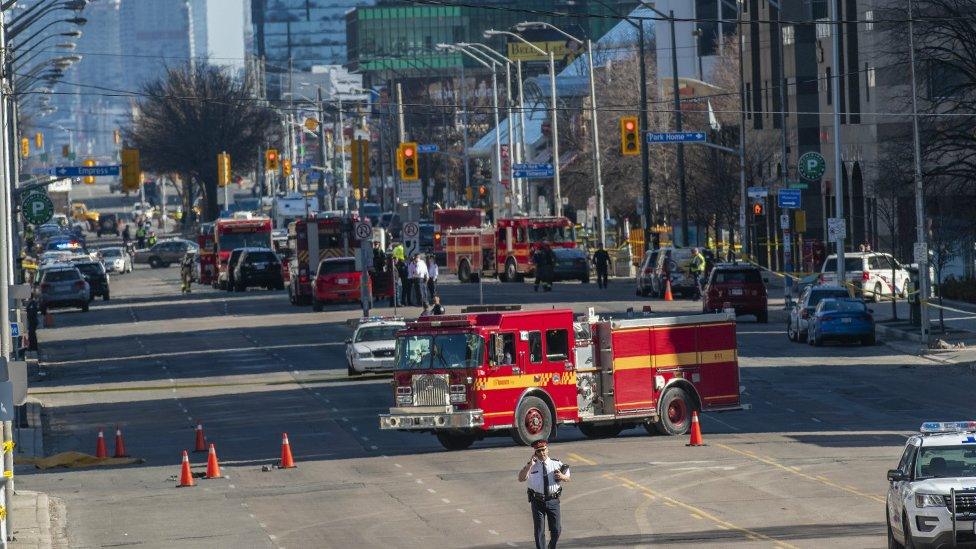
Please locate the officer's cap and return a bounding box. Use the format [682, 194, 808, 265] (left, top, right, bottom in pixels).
[531, 440, 548, 450]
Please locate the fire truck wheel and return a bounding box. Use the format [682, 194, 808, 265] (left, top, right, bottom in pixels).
[512, 396, 554, 446]
[504, 259, 519, 283]
[653, 387, 694, 436]
[458, 260, 472, 283]
[578, 423, 623, 439]
[436, 432, 477, 451]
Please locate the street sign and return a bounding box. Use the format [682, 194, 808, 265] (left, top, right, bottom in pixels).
[403, 222, 420, 258]
[789, 183, 809, 189]
[778, 188, 801, 208]
[512, 163, 554, 179]
[780, 213, 790, 230]
[914, 242, 929, 264]
[646, 131, 707, 144]
[354, 221, 373, 241]
[798, 152, 826, 180]
[747, 186, 769, 199]
[47, 165, 121, 177]
[417, 144, 439, 153]
[402, 222, 419, 239]
[400, 182, 422, 201]
[22, 191, 54, 225]
[9, 323, 18, 339]
[827, 217, 846, 242]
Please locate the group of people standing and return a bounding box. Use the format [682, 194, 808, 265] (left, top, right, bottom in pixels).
[384, 242, 442, 314]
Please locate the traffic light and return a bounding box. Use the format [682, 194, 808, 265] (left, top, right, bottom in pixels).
[217, 152, 231, 187]
[478, 185, 487, 198]
[350, 139, 369, 188]
[282, 158, 292, 177]
[34, 132, 43, 150]
[399, 142, 418, 180]
[20, 137, 29, 158]
[121, 148, 141, 192]
[83, 158, 96, 184]
[265, 148, 279, 171]
[752, 201, 765, 217]
[620, 116, 639, 156]
[61, 144, 70, 158]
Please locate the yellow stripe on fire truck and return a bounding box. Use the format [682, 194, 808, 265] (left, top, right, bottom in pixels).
[473, 371, 576, 391]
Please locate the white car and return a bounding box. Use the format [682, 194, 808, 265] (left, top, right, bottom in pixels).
[344, 318, 405, 377]
[820, 252, 910, 302]
[886, 421, 976, 549]
[98, 246, 133, 274]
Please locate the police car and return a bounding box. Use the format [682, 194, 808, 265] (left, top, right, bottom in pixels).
[344, 317, 405, 377]
[887, 421, 976, 548]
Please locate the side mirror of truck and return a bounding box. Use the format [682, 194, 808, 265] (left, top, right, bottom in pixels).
[344, 338, 352, 345]
[887, 469, 906, 482]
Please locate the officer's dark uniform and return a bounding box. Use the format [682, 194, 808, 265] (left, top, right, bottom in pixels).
[593, 247, 611, 289]
[520, 439, 568, 549]
[533, 245, 556, 292]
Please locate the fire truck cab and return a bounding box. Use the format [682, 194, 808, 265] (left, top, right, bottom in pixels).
[213, 214, 273, 290]
[196, 222, 215, 285]
[380, 307, 741, 450]
[445, 216, 575, 283]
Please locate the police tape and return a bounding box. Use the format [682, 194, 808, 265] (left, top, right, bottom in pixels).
[1, 441, 14, 454]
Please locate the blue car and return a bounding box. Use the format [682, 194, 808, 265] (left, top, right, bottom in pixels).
[808, 298, 876, 346]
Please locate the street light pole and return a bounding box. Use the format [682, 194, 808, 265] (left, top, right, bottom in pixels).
[316, 87, 327, 211]
[830, 0, 846, 283]
[907, 0, 931, 345]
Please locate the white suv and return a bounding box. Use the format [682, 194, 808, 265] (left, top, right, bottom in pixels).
[820, 252, 909, 302]
[886, 421, 976, 549]
[344, 317, 406, 377]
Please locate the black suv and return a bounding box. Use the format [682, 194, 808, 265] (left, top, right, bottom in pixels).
[232, 248, 283, 292]
[73, 260, 110, 300]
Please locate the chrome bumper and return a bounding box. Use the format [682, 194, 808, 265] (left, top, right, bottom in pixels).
[379, 407, 485, 430]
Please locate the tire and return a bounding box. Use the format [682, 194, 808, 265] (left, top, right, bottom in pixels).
[312, 300, 323, 312]
[579, 423, 623, 439]
[457, 259, 472, 283]
[798, 328, 808, 343]
[787, 320, 797, 342]
[235, 281, 245, 292]
[288, 287, 297, 305]
[347, 362, 362, 377]
[654, 387, 694, 435]
[581, 276, 589, 284]
[81, 302, 89, 312]
[862, 334, 876, 346]
[511, 396, 554, 446]
[436, 432, 477, 451]
[813, 333, 823, 347]
[873, 283, 883, 303]
[504, 259, 518, 283]
[902, 514, 915, 549]
[886, 509, 903, 549]
[148, 257, 161, 268]
[103, 291, 110, 301]
[757, 311, 768, 323]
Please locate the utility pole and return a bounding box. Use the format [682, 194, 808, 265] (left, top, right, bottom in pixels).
[586, 38, 606, 248]
[337, 97, 349, 213]
[668, 11, 689, 247]
[907, 0, 931, 345]
[459, 60, 471, 205]
[517, 60, 528, 213]
[0, 11, 12, 543]
[548, 50, 561, 217]
[737, 1, 749, 257]
[316, 87, 327, 211]
[830, 0, 846, 283]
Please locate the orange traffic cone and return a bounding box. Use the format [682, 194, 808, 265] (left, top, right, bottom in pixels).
[663, 279, 674, 301]
[687, 411, 705, 447]
[194, 423, 206, 452]
[279, 433, 296, 469]
[95, 429, 107, 458]
[178, 450, 195, 487]
[205, 443, 222, 479]
[113, 427, 128, 458]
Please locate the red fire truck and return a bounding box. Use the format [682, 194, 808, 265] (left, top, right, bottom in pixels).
[379, 308, 741, 450]
[213, 215, 273, 289]
[432, 208, 485, 265]
[196, 222, 216, 285]
[444, 216, 575, 283]
[286, 214, 360, 305]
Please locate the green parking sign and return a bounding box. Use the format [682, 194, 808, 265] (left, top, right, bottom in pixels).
[798, 152, 826, 180]
[22, 191, 54, 225]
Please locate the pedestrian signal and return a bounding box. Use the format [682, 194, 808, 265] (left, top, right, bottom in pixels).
[620, 116, 639, 156]
[265, 149, 279, 171]
[753, 202, 764, 216]
[282, 158, 292, 177]
[399, 142, 418, 181]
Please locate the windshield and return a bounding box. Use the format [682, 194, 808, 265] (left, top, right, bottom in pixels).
[528, 226, 574, 243]
[916, 446, 976, 479]
[245, 251, 277, 263]
[319, 260, 356, 276]
[820, 300, 866, 312]
[395, 333, 485, 370]
[356, 325, 403, 343]
[219, 232, 270, 251]
[43, 270, 80, 282]
[101, 249, 122, 258]
[809, 290, 850, 308]
[76, 263, 105, 276]
[823, 258, 864, 273]
[713, 269, 762, 284]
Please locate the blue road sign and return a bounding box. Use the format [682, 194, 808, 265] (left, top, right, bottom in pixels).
[10, 323, 18, 338]
[512, 163, 554, 179]
[308, 171, 322, 182]
[646, 131, 707, 144]
[778, 188, 801, 209]
[47, 165, 121, 177]
[295, 161, 312, 170]
[417, 144, 439, 153]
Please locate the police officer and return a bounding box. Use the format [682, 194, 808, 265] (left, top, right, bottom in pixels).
[533, 241, 556, 292]
[690, 247, 706, 300]
[147, 231, 158, 248]
[593, 244, 611, 289]
[136, 225, 147, 249]
[23, 225, 35, 254]
[518, 440, 569, 549]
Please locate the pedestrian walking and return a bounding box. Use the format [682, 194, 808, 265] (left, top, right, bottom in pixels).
[180, 255, 194, 294]
[430, 295, 445, 315]
[690, 247, 706, 301]
[121, 224, 131, 246]
[593, 245, 611, 289]
[412, 254, 430, 311]
[518, 440, 569, 549]
[426, 256, 439, 299]
[392, 242, 405, 262]
[147, 231, 158, 248]
[533, 241, 556, 292]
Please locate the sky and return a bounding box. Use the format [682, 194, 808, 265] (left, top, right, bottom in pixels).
[207, 0, 245, 68]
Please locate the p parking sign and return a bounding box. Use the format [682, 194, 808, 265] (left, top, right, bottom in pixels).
[22, 191, 54, 225]
[798, 152, 826, 181]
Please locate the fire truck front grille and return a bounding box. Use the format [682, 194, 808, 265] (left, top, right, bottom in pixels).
[412, 374, 450, 406]
[949, 492, 976, 515]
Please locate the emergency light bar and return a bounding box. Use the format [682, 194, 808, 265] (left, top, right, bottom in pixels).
[920, 421, 976, 434]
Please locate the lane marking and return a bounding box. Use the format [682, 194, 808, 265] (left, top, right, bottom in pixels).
[568, 452, 597, 465]
[473, 519, 482, 524]
[488, 530, 498, 535]
[427, 488, 436, 494]
[715, 443, 885, 503]
[441, 498, 450, 504]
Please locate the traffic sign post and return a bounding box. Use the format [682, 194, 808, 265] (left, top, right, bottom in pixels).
[354, 221, 373, 241]
[22, 192, 54, 225]
[45, 165, 121, 178]
[798, 152, 826, 181]
[778, 189, 801, 209]
[402, 222, 420, 258]
[827, 217, 846, 243]
[646, 131, 707, 144]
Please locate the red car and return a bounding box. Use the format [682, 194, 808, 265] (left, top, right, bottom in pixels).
[312, 257, 371, 311]
[702, 263, 768, 323]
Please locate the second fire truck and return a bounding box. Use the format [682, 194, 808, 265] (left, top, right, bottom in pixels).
[444, 216, 576, 283]
[286, 213, 361, 305]
[380, 307, 741, 450]
[212, 214, 273, 290]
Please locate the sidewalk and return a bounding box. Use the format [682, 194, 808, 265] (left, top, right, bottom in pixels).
[10, 490, 65, 548]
